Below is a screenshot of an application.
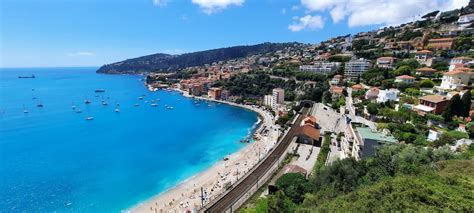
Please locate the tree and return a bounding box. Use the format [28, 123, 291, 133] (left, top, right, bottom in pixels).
[419, 79, 435, 88]
[461, 90, 471, 118]
[443, 94, 461, 122]
[267, 191, 295, 213]
[432, 134, 455, 148]
[322, 91, 332, 104]
[276, 173, 308, 204]
[367, 103, 379, 115]
[394, 65, 412, 76]
[451, 94, 463, 116]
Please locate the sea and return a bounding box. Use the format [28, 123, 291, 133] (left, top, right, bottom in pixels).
[0, 67, 258, 212]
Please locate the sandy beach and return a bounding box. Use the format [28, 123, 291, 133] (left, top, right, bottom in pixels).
[128, 90, 279, 213]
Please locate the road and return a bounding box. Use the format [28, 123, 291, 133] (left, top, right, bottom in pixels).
[346, 88, 376, 129]
[202, 107, 310, 212]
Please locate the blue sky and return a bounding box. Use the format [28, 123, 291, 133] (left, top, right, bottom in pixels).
[0, 0, 468, 67]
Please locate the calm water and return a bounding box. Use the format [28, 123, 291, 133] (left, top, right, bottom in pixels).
[0, 67, 257, 212]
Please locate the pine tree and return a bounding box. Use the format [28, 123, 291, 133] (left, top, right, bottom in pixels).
[451, 94, 463, 117]
[461, 90, 471, 118]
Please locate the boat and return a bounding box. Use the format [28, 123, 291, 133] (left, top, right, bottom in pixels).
[22, 105, 29, 113]
[134, 104, 140, 106]
[240, 139, 250, 143]
[85, 116, 94, 120]
[84, 100, 91, 104]
[150, 103, 158, 107]
[102, 101, 108, 106]
[75, 109, 83, 113]
[37, 103, 44, 107]
[94, 89, 106, 93]
[18, 74, 35, 79]
[115, 108, 120, 113]
[138, 96, 144, 100]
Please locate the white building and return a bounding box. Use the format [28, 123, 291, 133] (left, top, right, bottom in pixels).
[344, 58, 371, 81]
[395, 75, 416, 84]
[376, 89, 399, 103]
[264, 95, 273, 107]
[415, 50, 433, 67]
[271, 88, 285, 108]
[299, 62, 341, 75]
[449, 57, 472, 71]
[458, 13, 474, 28]
[376, 57, 397, 69]
[438, 70, 472, 91]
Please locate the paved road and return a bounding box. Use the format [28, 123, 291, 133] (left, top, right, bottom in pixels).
[202, 107, 310, 212]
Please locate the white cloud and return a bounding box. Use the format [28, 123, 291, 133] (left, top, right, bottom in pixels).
[191, 0, 244, 14]
[288, 15, 324, 32]
[153, 0, 168, 7]
[300, 0, 469, 27]
[67, 52, 95, 57]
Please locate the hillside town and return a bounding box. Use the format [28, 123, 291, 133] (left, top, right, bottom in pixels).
[146, 3, 474, 162]
[140, 3, 474, 212]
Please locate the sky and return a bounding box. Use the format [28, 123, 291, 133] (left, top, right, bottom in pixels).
[0, 0, 469, 68]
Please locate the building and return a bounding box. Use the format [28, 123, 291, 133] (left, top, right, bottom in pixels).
[263, 95, 273, 107]
[415, 67, 437, 76]
[272, 88, 285, 107]
[351, 84, 364, 92]
[330, 86, 344, 100]
[426, 38, 454, 50]
[329, 75, 343, 85]
[344, 58, 371, 81]
[458, 13, 474, 28]
[365, 87, 380, 101]
[395, 75, 416, 84]
[296, 115, 321, 146]
[343, 122, 397, 160]
[376, 89, 399, 103]
[414, 95, 449, 115]
[415, 50, 434, 67]
[207, 87, 222, 100]
[299, 62, 341, 75]
[449, 57, 472, 71]
[221, 90, 230, 100]
[376, 57, 397, 69]
[438, 70, 473, 91]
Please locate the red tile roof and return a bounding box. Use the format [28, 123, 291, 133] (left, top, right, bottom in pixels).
[416, 50, 433, 54]
[396, 75, 415, 79]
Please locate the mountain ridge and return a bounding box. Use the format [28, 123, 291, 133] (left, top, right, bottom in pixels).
[96, 42, 301, 74]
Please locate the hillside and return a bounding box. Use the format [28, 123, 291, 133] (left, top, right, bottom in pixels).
[240, 145, 474, 212]
[96, 42, 300, 74]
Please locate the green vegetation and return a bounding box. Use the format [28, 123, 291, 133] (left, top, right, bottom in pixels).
[97, 42, 299, 73]
[313, 133, 331, 173]
[241, 144, 474, 212]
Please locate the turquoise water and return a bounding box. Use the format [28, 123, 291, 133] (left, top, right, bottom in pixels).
[0, 67, 257, 212]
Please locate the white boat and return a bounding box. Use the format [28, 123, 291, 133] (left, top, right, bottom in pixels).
[138, 96, 144, 100]
[115, 108, 120, 113]
[75, 109, 83, 113]
[85, 116, 94, 120]
[150, 103, 158, 107]
[134, 104, 140, 106]
[22, 105, 28, 113]
[102, 102, 108, 106]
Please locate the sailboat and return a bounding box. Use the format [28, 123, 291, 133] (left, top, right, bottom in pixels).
[85, 116, 94, 121]
[115, 107, 120, 113]
[22, 105, 29, 114]
[36, 100, 44, 107]
[71, 101, 76, 110]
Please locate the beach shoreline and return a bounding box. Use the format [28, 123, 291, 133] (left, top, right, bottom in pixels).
[127, 89, 278, 213]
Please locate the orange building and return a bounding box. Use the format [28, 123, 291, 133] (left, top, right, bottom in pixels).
[427, 38, 454, 50]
